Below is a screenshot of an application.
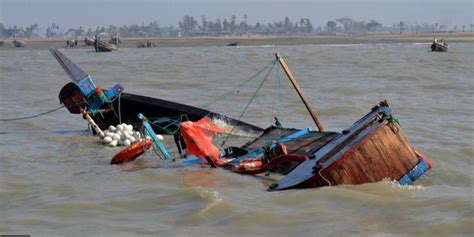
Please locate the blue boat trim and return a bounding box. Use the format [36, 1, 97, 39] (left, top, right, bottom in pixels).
[138, 113, 172, 160]
[398, 158, 430, 185]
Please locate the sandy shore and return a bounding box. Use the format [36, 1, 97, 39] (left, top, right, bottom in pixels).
[1, 32, 473, 50]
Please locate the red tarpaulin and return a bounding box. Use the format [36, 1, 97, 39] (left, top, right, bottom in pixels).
[180, 117, 224, 162]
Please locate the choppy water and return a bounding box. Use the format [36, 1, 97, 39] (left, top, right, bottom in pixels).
[0, 43, 473, 237]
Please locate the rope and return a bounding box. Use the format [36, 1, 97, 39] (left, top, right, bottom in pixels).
[319, 169, 332, 186]
[118, 93, 122, 124]
[0, 105, 65, 121]
[189, 59, 277, 113]
[136, 60, 278, 137]
[221, 59, 277, 146]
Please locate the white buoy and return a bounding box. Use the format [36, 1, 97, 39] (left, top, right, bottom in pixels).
[109, 140, 118, 147]
[123, 139, 131, 146]
[112, 134, 121, 141]
[109, 125, 116, 132]
[103, 136, 113, 143]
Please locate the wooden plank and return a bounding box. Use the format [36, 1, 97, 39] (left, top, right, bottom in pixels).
[276, 53, 325, 132]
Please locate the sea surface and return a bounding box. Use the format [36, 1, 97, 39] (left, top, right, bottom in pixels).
[0, 43, 473, 237]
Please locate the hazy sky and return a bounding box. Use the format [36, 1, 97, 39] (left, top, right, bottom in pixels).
[0, 0, 472, 30]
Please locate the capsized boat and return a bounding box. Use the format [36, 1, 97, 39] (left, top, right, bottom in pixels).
[50, 48, 263, 137]
[172, 54, 432, 190]
[431, 38, 448, 52]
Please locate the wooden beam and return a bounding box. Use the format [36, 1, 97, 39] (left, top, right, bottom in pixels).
[275, 53, 325, 132]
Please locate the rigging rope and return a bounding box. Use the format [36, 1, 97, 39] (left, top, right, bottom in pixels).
[221, 59, 277, 146]
[137, 59, 278, 137]
[0, 105, 65, 121]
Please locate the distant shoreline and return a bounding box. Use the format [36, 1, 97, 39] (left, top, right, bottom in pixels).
[1, 32, 473, 49]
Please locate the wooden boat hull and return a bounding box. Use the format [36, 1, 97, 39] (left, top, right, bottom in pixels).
[296, 122, 418, 188]
[94, 39, 118, 52]
[269, 102, 430, 191]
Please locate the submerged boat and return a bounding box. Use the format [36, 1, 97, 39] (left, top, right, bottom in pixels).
[168, 54, 432, 190]
[51, 48, 431, 190]
[431, 38, 448, 52]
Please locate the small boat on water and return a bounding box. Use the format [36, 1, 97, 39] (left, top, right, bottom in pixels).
[84, 36, 95, 46]
[137, 40, 156, 48]
[66, 39, 78, 47]
[94, 38, 118, 52]
[109, 34, 121, 46]
[51, 49, 431, 190]
[431, 38, 448, 52]
[227, 41, 239, 47]
[13, 38, 26, 47]
[94, 33, 120, 52]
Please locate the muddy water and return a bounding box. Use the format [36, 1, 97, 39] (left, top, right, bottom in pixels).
[0, 43, 473, 236]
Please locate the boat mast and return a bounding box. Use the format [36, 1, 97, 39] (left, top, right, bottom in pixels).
[275, 53, 325, 132]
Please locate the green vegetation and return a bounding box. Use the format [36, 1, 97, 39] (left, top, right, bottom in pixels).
[0, 15, 471, 39]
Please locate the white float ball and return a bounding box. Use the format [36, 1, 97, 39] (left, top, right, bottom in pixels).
[109, 125, 116, 132]
[105, 132, 114, 137]
[123, 139, 131, 146]
[129, 137, 136, 143]
[109, 140, 118, 147]
[113, 134, 121, 141]
[117, 124, 123, 131]
[103, 136, 113, 143]
[157, 134, 164, 141]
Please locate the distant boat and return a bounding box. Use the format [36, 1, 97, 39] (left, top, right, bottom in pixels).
[13, 38, 26, 47]
[94, 38, 118, 52]
[431, 38, 448, 52]
[227, 41, 239, 47]
[93, 33, 120, 52]
[109, 34, 121, 46]
[137, 40, 156, 48]
[66, 39, 78, 47]
[84, 36, 95, 46]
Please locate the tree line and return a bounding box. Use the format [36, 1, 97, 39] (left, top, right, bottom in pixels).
[1, 15, 472, 39]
